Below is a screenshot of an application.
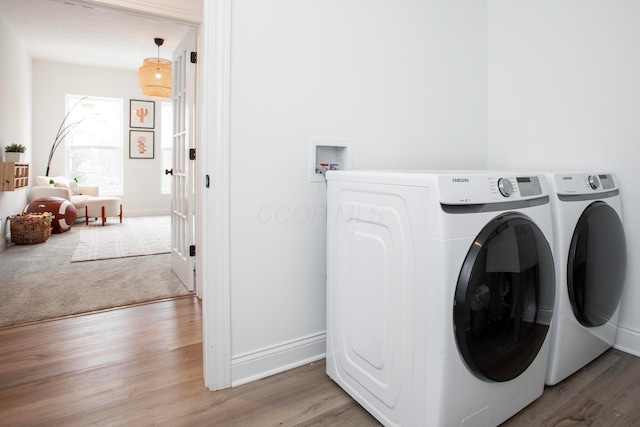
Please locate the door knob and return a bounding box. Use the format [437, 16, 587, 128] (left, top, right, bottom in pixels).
[165, 168, 173, 176]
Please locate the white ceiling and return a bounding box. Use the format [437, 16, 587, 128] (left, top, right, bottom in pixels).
[0, 0, 195, 71]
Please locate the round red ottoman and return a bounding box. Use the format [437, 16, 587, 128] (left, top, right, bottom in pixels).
[25, 197, 78, 233]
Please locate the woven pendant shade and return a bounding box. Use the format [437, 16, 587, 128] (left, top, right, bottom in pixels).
[138, 57, 172, 99]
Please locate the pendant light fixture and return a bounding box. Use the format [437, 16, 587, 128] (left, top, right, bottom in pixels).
[138, 38, 172, 99]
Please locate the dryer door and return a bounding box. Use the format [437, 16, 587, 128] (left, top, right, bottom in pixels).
[454, 213, 555, 382]
[568, 201, 626, 327]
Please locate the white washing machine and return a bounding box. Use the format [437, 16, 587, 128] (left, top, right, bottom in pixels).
[544, 172, 627, 386]
[326, 171, 556, 427]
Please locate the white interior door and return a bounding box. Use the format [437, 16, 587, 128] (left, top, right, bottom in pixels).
[171, 28, 198, 292]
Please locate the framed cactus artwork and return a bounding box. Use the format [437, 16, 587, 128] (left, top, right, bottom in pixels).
[130, 99, 155, 129]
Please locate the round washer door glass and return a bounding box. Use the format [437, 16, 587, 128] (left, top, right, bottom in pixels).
[568, 201, 626, 327]
[454, 212, 555, 382]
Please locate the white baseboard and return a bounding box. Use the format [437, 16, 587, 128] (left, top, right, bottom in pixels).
[121, 208, 170, 217]
[614, 325, 640, 357]
[0, 234, 8, 253]
[231, 332, 326, 387]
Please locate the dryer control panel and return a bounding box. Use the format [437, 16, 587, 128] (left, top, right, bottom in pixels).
[438, 175, 546, 205]
[554, 173, 617, 195]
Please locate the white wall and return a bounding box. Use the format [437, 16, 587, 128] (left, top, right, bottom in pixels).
[227, 0, 488, 385]
[487, 1, 640, 355]
[32, 60, 170, 216]
[0, 13, 32, 250]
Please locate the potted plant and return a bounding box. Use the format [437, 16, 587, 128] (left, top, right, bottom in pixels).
[4, 143, 27, 163]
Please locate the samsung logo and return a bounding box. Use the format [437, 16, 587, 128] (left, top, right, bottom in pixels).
[562, 177, 573, 180]
[452, 178, 470, 183]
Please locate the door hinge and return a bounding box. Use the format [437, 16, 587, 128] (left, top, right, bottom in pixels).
[189, 245, 196, 257]
[189, 148, 196, 160]
[190, 52, 197, 64]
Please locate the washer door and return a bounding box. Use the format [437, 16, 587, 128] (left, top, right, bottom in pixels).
[454, 213, 555, 382]
[568, 201, 626, 327]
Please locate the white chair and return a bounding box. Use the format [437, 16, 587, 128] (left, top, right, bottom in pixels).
[30, 176, 99, 218]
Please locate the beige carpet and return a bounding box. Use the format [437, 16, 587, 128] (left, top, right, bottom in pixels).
[0, 216, 191, 328]
[71, 216, 170, 262]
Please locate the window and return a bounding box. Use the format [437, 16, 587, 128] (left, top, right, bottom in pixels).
[65, 95, 123, 196]
[160, 101, 173, 194]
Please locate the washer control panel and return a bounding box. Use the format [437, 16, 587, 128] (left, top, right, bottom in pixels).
[514, 176, 544, 197]
[554, 173, 617, 195]
[438, 175, 545, 205]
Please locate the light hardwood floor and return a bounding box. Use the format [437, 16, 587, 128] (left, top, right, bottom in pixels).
[0, 296, 638, 426]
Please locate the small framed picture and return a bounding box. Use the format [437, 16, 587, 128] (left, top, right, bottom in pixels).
[129, 130, 155, 159]
[130, 99, 155, 129]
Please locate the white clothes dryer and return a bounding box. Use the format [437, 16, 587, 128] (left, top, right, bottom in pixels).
[543, 172, 626, 386]
[326, 171, 556, 427]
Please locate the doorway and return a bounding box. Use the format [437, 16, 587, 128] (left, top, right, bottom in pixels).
[0, 0, 201, 321]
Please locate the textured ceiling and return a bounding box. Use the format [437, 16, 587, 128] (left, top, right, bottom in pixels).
[0, 0, 195, 71]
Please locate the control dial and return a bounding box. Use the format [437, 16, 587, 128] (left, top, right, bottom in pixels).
[498, 178, 514, 197]
[588, 175, 600, 190]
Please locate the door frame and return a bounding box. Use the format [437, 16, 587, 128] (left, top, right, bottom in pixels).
[200, 0, 232, 390]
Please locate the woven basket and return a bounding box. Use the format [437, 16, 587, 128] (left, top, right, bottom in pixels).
[8, 212, 53, 245]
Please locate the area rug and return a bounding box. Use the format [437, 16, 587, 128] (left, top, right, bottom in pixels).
[0, 216, 191, 328]
[71, 216, 170, 262]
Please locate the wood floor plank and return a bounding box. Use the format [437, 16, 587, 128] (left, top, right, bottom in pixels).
[2, 296, 640, 427]
[539, 396, 629, 427]
[501, 349, 623, 426]
[588, 348, 640, 410]
[291, 401, 379, 427]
